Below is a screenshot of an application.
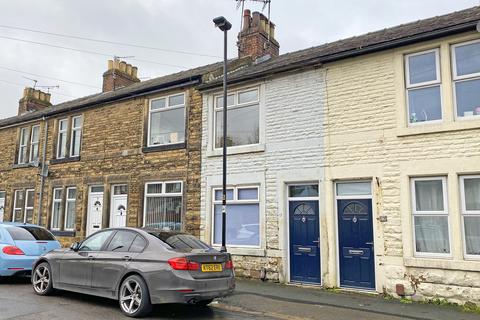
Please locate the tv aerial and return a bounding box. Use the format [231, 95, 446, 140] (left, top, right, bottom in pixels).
[23, 76, 59, 93]
[236, 0, 273, 42]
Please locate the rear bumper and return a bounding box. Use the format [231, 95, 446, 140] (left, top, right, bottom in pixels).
[0, 256, 37, 276]
[149, 276, 235, 304]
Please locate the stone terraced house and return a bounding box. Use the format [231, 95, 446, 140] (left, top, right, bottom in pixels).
[199, 7, 480, 306]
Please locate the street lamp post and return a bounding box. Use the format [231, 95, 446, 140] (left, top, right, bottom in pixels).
[213, 16, 232, 253]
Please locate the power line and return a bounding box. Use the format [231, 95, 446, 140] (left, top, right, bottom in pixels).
[0, 65, 101, 89]
[0, 24, 222, 59]
[0, 35, 189, 69]
[0, 79, 76, 98]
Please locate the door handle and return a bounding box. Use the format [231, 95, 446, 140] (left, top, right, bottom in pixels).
[366, 242, 374, 245]
[313, 238, 320, 248]
[123, 256, 132, 261]
[88, 255, 95, 260]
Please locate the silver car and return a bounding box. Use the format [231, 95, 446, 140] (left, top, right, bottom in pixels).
[31, 228, 235, 317]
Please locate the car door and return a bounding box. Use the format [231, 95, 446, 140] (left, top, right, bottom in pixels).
[91, 230, 138, 292]
[58, 230, 114, 288]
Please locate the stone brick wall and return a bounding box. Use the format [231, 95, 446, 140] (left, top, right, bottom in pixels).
[0, 86, 203, 247]
[200, 68, 326, 282]
[323, 32, 480, 305]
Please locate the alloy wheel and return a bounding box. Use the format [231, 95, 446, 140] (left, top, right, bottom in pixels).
[120, 279, 142, 315]
[33, 265, 50, 294]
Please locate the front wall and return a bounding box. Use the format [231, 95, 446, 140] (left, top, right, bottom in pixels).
[324, 32, 480, 304]
[0, 87, 203, 247]
[201, 69, 326, 282]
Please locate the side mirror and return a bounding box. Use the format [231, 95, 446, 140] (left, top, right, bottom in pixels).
[70, 242, 80, 252]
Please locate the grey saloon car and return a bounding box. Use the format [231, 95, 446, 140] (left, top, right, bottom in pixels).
[31, 228, 235, 317]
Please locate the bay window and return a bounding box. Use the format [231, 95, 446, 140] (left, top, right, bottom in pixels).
[212, 186, 260, 247]
[214, 88, 260, 148]
[148, 93, 185, 147]
[144, 181, 183, 230]
[460, 175, 480, 258]
[405, 49, 442, 124]
[452, 40, 480, 119]
[411, 177, 450, 256]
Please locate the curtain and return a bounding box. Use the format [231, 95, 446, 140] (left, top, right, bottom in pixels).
[464, 217, 480, 255]
[415, 216, 450, 254]
[415, 180, 444, 211]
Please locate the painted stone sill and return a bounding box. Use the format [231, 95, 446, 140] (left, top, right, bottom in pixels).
[50, 157, 81, 165]
[11, 163, 35, 169]
[212, 246, 265, 257]
[51, 230, 76, 237]
[207, 144, 265, 157]
[397, 119, 480, 137]
[404, 257, 479, 272]
[142, 143, 186, 153]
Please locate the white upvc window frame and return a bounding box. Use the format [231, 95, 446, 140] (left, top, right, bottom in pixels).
[459, 175, 480, 260]
[12, 190, 24, 222]
[142, 181, 184, 228]
[147, 93, 186, 147]
[213, 87, 260, 150]
[64, 187, 77, 231]
[404, 48, 443, 126]
[51, 188, 63, 231]
[70, 116, 83, 157]
[0, 191, 5, 223]
[29, 125, 40, 163]
[24, 189, 35, 224]
[57, 118, 69, 159]
[211, 185, 261, 248]
[451, 39, 480, 120]
[410, 176, 452, 258]
[18, 127, 29, 164]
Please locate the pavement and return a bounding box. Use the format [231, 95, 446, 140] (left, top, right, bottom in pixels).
[0, 276, 478, 320]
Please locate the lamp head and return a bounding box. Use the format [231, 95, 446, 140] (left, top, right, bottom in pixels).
[213, 16, 232, 31]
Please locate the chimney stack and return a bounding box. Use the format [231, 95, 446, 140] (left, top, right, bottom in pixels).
[238, 9, 279, 60]
[18, 87, 52, 116]
[102, 59, 140, 92]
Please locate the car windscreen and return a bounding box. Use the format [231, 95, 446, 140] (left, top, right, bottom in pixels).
[7, 226, 56, 241]
[150, 232, 212, 253]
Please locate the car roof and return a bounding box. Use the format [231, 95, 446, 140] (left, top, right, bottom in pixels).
[0, 222, 41, 228]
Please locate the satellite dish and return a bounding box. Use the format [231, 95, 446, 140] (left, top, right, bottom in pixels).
[477, 21, 480, 33]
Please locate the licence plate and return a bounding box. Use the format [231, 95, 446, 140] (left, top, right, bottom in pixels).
[201, 264, 222, 272]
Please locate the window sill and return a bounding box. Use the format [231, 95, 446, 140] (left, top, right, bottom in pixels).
[50, 157, 81, 165]
[142, 143, 186, 153]
[11, 163, 36, 169]
[51, 230, 76, 237]
[404, 257, 479, 272]
[207, 144, 265, 157]
[212, 246, 265, 257]
[397, 118, 480, 137]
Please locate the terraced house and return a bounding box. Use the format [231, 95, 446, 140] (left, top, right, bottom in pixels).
[199, 6, 480, 306]
[0, 59, 223, 245]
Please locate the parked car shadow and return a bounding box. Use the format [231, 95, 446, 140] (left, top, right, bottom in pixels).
[0, 276, 31, 285]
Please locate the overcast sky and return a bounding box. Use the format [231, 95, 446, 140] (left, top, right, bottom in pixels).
[0, 0, 478, 119]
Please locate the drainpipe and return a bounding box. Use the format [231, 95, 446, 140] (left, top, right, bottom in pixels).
[37, 117, 48, 226]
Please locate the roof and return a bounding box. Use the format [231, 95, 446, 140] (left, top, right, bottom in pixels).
[199, 5, 480, 90]
[0, 61, 223, 128]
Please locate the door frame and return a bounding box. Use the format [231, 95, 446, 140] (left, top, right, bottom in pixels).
[286, 182, 322, 285]
[110, 184, 128, 228]
[86, 186, 104, 237]
[334, 180, 378, 291]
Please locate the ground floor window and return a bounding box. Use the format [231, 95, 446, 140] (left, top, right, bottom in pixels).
[460, 175, 480, 258]
[51, 187, 77, 232]
[12, 189, 35, 224]
[411, 177, 450, 256]
[0, 191, 5, 222]
[212, 186, 260, 247]
[143, 181, 182, 231]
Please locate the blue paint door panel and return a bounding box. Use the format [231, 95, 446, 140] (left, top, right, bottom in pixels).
[337, 199, 375, 289]
[289, 201, 320, 284]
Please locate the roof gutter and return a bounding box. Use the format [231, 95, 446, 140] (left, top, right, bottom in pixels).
[0, 77, 201, 129]
[199, 20, 479, 90]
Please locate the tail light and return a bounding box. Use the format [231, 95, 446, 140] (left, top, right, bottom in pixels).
[225, 259, 234, 270]
[2, 246, 25, 255]
[168, 257, 199, 271]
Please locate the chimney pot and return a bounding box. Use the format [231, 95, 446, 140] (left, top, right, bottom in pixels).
[102, 59, 140, 92]
[17, 87, 52, 116]
[237, 10, 279, 60]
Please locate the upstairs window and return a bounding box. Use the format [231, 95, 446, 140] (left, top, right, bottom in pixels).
[56, 116, 83, 159]
[405, 49, 442, 124]
[214, 88, 260, 148]
[17, 125, 40, 164]
[452, 40, 480, 119]
[148, 93, 185, 147]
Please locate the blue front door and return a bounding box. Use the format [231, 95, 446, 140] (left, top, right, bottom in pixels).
[337, 199, 375, 289]
[289, 200, 320, 284]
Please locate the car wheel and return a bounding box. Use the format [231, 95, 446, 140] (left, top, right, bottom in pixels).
[32, 262, 54, 295]
[196, 299, 214, 307]
[119, 275, 152, 318]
